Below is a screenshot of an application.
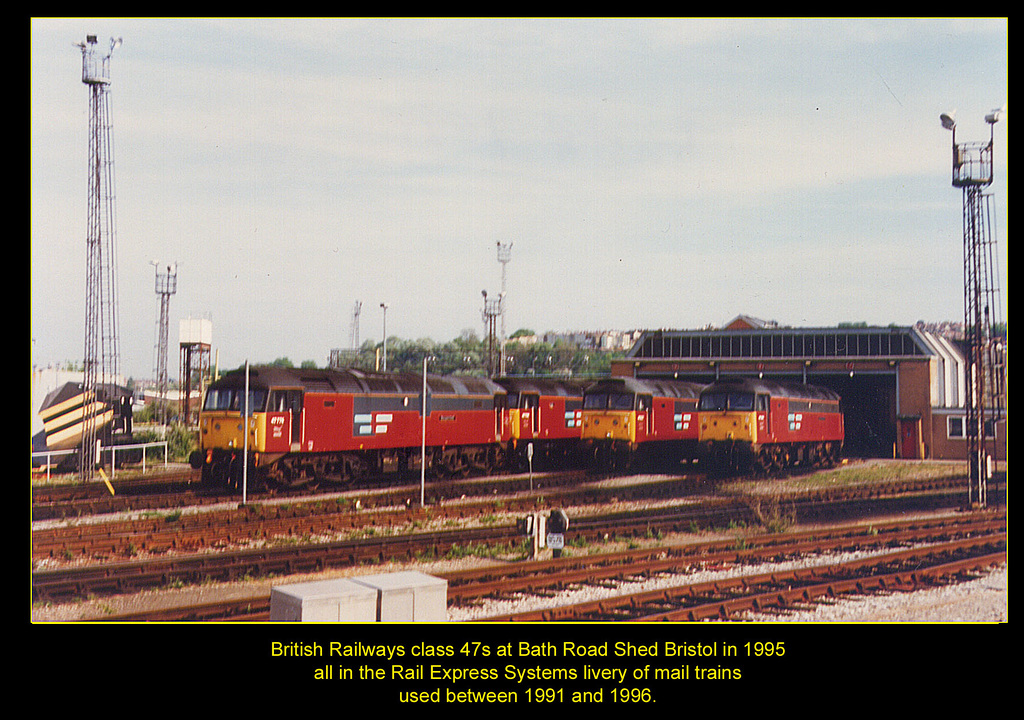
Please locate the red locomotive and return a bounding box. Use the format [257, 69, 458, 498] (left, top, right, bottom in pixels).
[698, 377, 844, 474]
[580, 377, 704, 470]
[494, 377, 589, 470]
[191, 366, 510, 489]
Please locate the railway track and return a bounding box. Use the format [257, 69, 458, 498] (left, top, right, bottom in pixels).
[86, 512, 1005, 622]
[31, 468, 616, 520]
[33, 466, 976, 563]
[31, 461, 973, 520]
[480, 522, 1006, 621]
[33, 474, 976, 603]
[32, 461, 1000, 611]
[31, 472, 702, 561]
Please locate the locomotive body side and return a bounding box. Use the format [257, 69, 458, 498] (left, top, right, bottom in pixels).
[698, 377, 843, 474]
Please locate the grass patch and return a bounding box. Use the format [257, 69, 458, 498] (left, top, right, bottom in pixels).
[718, 458, 966, 497]
[444, 540, 530, 562]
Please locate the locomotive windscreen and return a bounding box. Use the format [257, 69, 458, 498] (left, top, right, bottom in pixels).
[203, 387, 268, 413]
[583, 392, 635, 410]
[699, 392, 755, 411]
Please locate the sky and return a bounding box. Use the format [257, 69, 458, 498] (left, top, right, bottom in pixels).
[30, 18, 1008, 381]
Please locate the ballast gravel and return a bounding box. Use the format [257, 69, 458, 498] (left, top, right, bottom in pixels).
[446, 551, 1007, 623]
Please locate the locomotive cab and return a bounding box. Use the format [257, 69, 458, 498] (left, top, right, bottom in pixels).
[698, 386, 765, 472]
[581, 386, 641, 445]
[698, 388, 767, 444]
[581, 377, 702, 471]
[494, 378, 586, 470]
[265, 387, 305, 451]
[193, 378, 271, 488]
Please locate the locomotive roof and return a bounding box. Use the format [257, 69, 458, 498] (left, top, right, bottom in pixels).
[211, 366, 505, 397]
[700, 376, 841, 402]
[494, 377, 590, 397]
[584, 376, 704, 399]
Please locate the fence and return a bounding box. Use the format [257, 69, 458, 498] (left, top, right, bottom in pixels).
[31, 441, 169, 481]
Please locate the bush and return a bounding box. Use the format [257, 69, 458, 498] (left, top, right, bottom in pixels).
[165, 423, 199, 462]
[133, 424, 198, 463]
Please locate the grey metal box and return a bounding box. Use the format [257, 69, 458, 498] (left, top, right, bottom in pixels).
[351, 571, 448, 622]
[269, 578, 379, 622]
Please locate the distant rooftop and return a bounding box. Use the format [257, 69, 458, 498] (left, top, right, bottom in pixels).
[627, 323, 934, 360]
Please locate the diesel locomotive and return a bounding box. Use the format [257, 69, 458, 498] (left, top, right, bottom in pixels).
[580, 377, 704, 470]
[494, 377, 588, 470]
[191, 366, 511, 489]
[697, 377, 844, 474]
[189, 363, 847, 489]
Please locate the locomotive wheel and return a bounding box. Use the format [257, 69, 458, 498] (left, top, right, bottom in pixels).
[754, 449, 773, 475]
[344, 455, 369, 483]
[448, 450, 470, 478]
[206, 456, 231, 490]
[774, 447, 790, 472]
[468, 448, 491, 474]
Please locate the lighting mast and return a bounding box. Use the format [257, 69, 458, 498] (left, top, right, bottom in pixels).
[940, 106, 1005, 508]
[152, 262, 177, 430]
[497, 241, 512, 375]
[77, 34, 123, 480]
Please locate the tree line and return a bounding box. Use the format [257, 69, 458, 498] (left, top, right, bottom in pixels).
[268, 329, 625, 379]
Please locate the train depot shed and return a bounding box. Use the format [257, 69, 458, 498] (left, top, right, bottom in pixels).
[611, 317, 1006, 462]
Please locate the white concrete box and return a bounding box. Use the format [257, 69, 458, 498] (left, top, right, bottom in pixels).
[352, 571, 448, 622]
[270, 578, 378, 622]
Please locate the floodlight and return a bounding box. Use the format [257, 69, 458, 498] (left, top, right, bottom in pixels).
[985, 105, 1005, 124]
[940, 111, 956, 131]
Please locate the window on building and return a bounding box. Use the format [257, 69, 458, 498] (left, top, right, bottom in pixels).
[947, 416, 998, 439]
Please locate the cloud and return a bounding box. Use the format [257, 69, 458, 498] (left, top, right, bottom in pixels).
[30, 18, 1007, 377]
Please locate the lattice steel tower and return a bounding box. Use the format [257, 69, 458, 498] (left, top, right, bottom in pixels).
[152, 262, 177, 428]
[496, 241, 512, 375]
[77, 35, 123, 479]
[941, 107, 1005, 508]
[481, 290, 503, 378]
[350, 300, 362, 350]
